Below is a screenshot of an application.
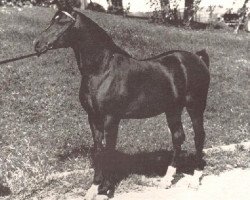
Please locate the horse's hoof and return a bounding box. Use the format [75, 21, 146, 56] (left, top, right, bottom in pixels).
[84, 184, 99, 200]
[158, 179, 173, 189]
[158, 166, 176, 189]
[188, 170, 203, 190]
[84, 194, 109, 200]
[188, 180, 200, 190]
[187, 176, 200, 190]
[95, 195, 109, 200]
[84, 193, 96, 200]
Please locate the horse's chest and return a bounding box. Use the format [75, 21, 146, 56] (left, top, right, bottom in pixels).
[79, 76, 117, 112]
[79, 79, 96, 113]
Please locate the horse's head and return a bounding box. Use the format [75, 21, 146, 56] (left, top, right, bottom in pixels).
[34, 0, 83, 54]
[34, 0, 114, 55]
[34, 9, 78, 54]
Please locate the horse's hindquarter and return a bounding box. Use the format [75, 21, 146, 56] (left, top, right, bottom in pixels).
[179, 52, 210, 99]
[159, 51, 210, 99]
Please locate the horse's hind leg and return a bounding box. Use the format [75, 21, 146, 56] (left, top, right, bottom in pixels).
[160, 107, 185, 188]
[186, 92, 207, 167]
[187, 108, 205, 166]
[186, 102, 206, 189]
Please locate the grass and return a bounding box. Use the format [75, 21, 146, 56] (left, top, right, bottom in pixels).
[0, 6, 249, 199]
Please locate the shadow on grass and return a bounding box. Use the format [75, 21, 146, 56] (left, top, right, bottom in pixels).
[56, 145, 206, 184]
[0, 184, 11, 197]
[102, 150, 205, 182]
[57, 145, 92, 161]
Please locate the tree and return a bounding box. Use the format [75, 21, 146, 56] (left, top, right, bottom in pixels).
[149, 0, 203, 26]
[183, 0, 193, 24]
[107, 0, 123, 14]
[183, 0, 201, 27]
[80, 0, 87, 9]
[234, 0, 249, 33]
[148, 0, 182, 24]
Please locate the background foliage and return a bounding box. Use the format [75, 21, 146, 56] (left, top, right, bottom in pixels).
[0, 0, 50, 6]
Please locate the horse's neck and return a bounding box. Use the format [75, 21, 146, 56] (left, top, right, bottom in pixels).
[73, 42, 113, 77]
[72, 15, 131, 76]
[73, 29, 129, 76]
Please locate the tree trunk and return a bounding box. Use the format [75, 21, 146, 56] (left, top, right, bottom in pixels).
[234, 0, 249, 33]
[183, 0, 194, 26]
[108, 0, 123, 14]
[80, 0, 88, 9]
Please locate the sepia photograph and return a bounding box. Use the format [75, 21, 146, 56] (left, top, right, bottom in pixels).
[0, 0, 249, 199]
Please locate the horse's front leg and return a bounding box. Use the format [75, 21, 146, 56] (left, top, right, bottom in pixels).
[98, 115, 120, 198]
[85, 115, 120, 200]
[85, 114, 108, 200]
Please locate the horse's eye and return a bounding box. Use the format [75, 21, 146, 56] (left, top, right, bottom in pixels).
[55, 15, 60, 20]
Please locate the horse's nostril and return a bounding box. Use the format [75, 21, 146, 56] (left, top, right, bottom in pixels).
[34, 41, 41, 50]
[33, 39, 38, 45]
[48, 43, 53, 49]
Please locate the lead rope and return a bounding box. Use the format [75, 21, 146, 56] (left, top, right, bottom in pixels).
[0, 52, 40, 65]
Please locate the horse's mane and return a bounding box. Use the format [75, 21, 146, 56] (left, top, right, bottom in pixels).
[76, 11, 131, 57]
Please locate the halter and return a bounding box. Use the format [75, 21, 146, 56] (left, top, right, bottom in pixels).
[61, 10, 76, 21]
[43, 10, 76, 51]
[45, 10, 76, 31]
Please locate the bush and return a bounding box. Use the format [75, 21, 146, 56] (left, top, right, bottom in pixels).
[0, 0, 50, 7]
[208, 20, 231, 30]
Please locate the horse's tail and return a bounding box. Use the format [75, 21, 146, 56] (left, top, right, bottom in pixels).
[196, 49, 209, 69]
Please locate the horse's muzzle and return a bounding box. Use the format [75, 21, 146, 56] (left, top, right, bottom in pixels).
[34, 40, 52, 56]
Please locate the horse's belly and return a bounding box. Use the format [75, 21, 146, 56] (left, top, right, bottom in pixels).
[123, 109, 164, 119]
[122, 95, 167, 119]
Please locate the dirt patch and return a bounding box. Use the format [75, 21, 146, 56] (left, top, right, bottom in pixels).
[204, 141, 250, 153]
[113, 168, 250, 200]
[23, 168, 250, 200]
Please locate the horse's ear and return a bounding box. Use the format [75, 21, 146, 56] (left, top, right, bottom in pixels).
[53, 0, 81, 10]
[69, 0, 81, 8]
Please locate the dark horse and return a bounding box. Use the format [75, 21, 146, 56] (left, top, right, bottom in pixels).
[34, 5, 210, 200]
